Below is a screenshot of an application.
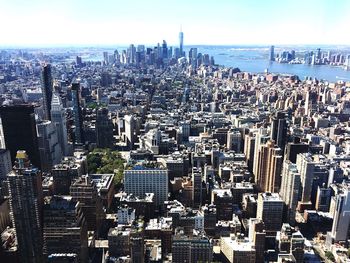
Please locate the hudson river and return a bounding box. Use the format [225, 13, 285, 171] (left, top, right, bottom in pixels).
[187, 45, 350, 82]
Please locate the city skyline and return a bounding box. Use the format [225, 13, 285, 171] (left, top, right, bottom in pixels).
[1, 0, 350, 46]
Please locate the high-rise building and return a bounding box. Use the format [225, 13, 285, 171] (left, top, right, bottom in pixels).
[124, 169, 168, 207]
[248, 219, 265, 263]
[172, 229, 212, 263]
[296, 153, 315, 209]
[256, 140, 283, 193]
[71, 83, 85, 144]
[269, 45, 275, 61]
[0, 149, 11, 180]
[41, 64, 53, 121]
[285, 142, 309, 163]
[37, 120, 62, 172]
[51, 93, 69, 155]
[192, 168, 203, 207]
[96, 108, 114, 148]
[179, 29, 184, 57]
[70, 175, 105, 232]
[280, 160, 301, 225]
[43, 196, 88, 262]
[252, 128, 270, 181]
[270, 111, 287, 152]
[257, 192, 284, 233]
[0, 105, 41, 169]
[7, 151, 43, 263]
[220, 234, 256, 263]
[244, 132, 256, 173]
[124, 115, 136, 150]
[329, 184, 350, 242]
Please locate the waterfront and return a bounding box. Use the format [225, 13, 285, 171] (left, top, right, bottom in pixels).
[188, 45, 350, 82]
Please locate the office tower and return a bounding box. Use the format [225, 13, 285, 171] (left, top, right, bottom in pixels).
[280, 160, 301, 225]
[108, 227, 131, 257]
[220, 234, 256, 263]
[76, 56, 82, 66]
[315, 186, 331, 211]
[270, 111, 287, 151]
[96, 108, 114, 148]
[43, 196, 88, 262]
[179, 28, 184, 57]
[41, 64, 53, 121]
[291, 232, 305, 263]
[252, 128, 270, 180]
[227, 129, 242, 153]
[269, 45, 275, 61]
[70, 175, 105, 232]
[285, 142, 309, 163]
[37, 121, 62, 172]
[7, 151, 43, 263]
[162, 40, 168, 59]
[244, 132, 256, 173]
[257, 192, 284, 233]
[0, 105, 41, 169]
[256, 140, 283, 193]
[192, 168, 203, 207]
[248, 218, 265, 263]
[51, 93, 69, 155]
[172, 229, 213, 263]
[124, 169, 168, 207]
[296, 153, 315, 209]
[124, 115, 136, 149]
[130, 236, 145, 263]
[329, 184, 350, 242]
[71, 83, 85, 144]
[103, 51, 109, 65]
[0, 149, 11, 180]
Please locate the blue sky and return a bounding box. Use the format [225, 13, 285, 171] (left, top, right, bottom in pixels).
[0, 0, 349, 46]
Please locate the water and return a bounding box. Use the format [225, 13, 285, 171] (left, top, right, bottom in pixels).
[187, 45, 350, 82]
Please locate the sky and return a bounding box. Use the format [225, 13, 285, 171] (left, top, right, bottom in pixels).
[0, 0, 349, 47]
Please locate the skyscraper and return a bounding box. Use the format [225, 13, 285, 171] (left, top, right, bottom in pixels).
[256, 140, 283, 193]
[124, 169, 168, 207]
[7, 151, 43, 263]
[71, 83, 85, 144]
[329, 184, 350, 242]
[70, 175, 105, 232]
[43, 196, 88, 262]
[270, 111, 287, 152]
[37, 120, 62, 172]
[51, 93, 69, 155]
[269, 45, 275, 61]
[0, 149, 11, 180]
[179, 28, 184, 57]
[96, 108, 114, 148]
[41, 64, 53, 121]
[257, 192, 284, 233]
[280, 160, 301, 225]
[0, 105, 41, 169]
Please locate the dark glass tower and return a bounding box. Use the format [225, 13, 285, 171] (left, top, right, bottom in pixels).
[71, 83, 85, 144]
[0, 105, 41, 169]
[41, 64, 53, 120]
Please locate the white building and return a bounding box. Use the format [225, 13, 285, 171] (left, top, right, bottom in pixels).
[220, 235, 256, 263]
[51, 93, 69, 156]
[330, 184, 350, 242]
[124, 169, 168, 207]
[37, 120, 62, 172]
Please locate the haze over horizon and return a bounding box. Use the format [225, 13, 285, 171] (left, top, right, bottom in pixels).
[1, 0, 350, 47]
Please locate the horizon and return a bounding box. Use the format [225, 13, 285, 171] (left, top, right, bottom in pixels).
[1, 0, 349, 46]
